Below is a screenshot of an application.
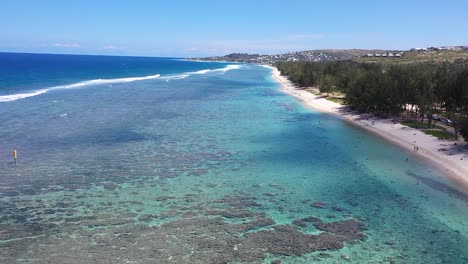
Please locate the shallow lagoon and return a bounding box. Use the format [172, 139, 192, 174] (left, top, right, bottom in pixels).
[0, 61, 467, 263]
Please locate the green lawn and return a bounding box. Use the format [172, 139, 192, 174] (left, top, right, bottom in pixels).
[354, 50, 468, 64]
[306, 89, 320, 95]
[401, 120, 454, 139]
[401, 121, 446, 131]
[326, 97, 346, 105]
[422, 130, 454, 140]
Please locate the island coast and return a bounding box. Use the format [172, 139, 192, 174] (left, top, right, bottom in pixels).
[267, 65, 468, 192]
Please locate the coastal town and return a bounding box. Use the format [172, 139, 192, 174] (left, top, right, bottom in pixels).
[191, 50, 372, 64]
[191, 50, 355, 64]
[191, 45, 468, 64]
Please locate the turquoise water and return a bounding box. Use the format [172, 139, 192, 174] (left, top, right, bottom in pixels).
[0, 55, 467, 263]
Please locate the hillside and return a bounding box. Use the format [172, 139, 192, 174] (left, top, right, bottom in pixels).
[189, 48, 468, 65]
[189, 49, 397, 64]
[355, 50, 468, 64]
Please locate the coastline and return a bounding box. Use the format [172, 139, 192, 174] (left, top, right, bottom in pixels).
[266, 65, 468, 192]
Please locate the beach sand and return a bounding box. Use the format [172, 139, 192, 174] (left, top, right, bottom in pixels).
[267, 65, 468, 192]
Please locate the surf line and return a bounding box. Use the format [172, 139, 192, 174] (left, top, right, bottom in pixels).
[0, 74, 161, 103]
[0, 64, 244, 103]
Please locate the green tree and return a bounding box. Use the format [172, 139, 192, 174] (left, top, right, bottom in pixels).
[319, 74, 334, 96]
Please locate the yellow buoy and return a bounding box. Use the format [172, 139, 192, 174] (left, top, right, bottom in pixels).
[13, 150, 17, 161]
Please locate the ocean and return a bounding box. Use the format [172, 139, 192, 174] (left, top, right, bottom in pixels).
[0, 52, 467, 263]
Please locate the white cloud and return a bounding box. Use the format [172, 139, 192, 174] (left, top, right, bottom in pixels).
[103, 45, 126, 50]
[184, 47, 199, 52]
[53, 43, 81, 48]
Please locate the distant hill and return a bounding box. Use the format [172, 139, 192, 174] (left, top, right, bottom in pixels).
[189, 49, 398, 64]
[188, 48, 468, 64]
[354, 49, 468, 64]
[308, 49, 390, 57]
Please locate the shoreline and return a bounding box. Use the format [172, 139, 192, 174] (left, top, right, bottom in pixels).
[266, 65, 468, 192]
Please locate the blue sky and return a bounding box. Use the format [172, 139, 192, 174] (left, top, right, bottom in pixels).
[1, 0, 467, 57]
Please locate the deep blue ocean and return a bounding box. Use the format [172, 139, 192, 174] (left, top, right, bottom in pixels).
[0, 53, 467, 263]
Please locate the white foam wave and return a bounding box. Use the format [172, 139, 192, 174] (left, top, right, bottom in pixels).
[193, 69, 211, 74]
[192, 64, 243, 75]
[0, 89, 48, 102]
[159, 74, 190, 80]
[0, 74, 161, 103]
[51, 74, 161, 90]
[159, 64, 242, 81]
[0, 64, 243, 103]
[216, 64, 243, 73]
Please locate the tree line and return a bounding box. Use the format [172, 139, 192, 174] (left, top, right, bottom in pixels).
[275, 60, 468, 140]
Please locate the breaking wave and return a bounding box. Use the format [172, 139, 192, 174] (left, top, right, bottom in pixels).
[0, 74, 161, 102]
[0, 64, 243, 102]
[0, 89, 49, 102]
[159, 64, 243, 81]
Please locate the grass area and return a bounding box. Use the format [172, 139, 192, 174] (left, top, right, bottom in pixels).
[306, 89, 320, 95]
[422, 130, 455, 140]
[326, 97, 346, 105]
[439, 112, 450, 118]
[354, 50, 468, 64]
[401, 121, 446, 130]
[401, 120, 454, 139]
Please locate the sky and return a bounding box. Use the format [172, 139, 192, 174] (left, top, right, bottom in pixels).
[1, 0, 468, 57]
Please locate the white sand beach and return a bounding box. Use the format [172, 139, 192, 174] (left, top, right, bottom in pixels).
[267, 65, 468, 191]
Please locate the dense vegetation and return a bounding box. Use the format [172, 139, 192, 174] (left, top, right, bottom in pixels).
[275, 61, 468, 141]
